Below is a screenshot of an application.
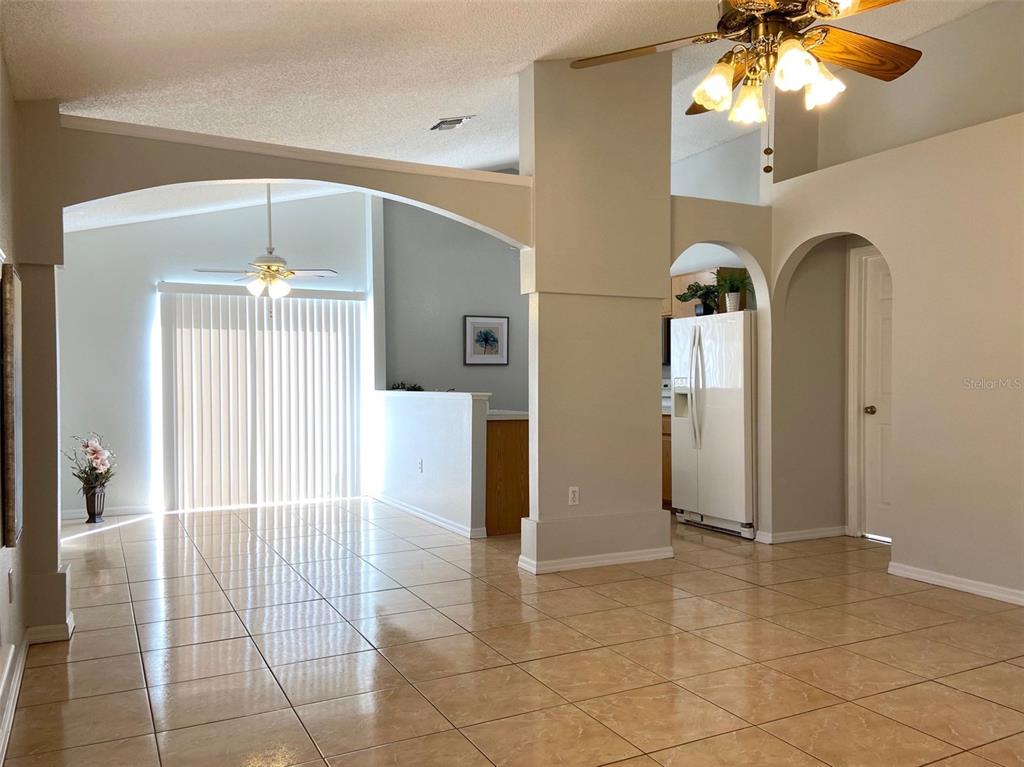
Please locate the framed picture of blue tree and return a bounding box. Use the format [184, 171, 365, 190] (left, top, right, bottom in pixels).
[464, 315, 509, 366]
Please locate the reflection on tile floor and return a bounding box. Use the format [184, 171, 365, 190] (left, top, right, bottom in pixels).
[8, 500, 1024, 766]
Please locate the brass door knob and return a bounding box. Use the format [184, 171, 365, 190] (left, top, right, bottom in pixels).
[864, 405, 877, 415]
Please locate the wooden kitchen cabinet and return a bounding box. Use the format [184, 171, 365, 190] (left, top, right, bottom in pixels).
[661, 414, 672, 509]
[485, 419, 529, 536]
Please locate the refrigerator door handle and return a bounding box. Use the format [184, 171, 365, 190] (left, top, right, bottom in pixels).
[688, 327, 698, 446]
[692, 327, 703, 450]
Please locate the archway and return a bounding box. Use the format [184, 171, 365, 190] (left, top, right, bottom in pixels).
[60, 179, 528, 528]
[58, 117, 533, 251]
[772, 232, 895, 543]
[665, 240, 773, 539]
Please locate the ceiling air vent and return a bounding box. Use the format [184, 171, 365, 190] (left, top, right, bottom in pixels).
[430, 115, 475, 131]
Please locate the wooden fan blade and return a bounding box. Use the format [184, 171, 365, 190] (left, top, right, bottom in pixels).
[826, 0, 905, 21]
[808, 26, 921, 81]
[290, 269, 338, 278]
[685, 52, 749, 116]
[571, 31, 718, 69]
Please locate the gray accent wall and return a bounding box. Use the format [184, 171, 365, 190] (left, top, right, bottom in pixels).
[383, 200, 527, 411]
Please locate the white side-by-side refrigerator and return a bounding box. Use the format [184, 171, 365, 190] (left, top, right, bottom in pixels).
[670, 312, 755, 538]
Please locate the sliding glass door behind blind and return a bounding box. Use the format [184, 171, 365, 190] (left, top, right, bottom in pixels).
[162, 291, 362, 510]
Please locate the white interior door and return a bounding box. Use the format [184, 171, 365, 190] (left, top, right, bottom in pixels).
[862, 253, 893, 538]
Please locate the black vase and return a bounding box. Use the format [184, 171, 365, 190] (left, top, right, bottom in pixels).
[694, 301, 716, 317]
[85, 487, 106, 524]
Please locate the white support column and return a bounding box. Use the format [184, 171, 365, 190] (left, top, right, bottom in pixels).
[518, 58, 673, 572]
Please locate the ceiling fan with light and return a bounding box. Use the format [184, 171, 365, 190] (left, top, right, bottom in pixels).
[572, 0, 922, 170]
[194, 184, 339, 298]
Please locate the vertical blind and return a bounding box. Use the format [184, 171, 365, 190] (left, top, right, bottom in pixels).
[163, 292, 362, 510]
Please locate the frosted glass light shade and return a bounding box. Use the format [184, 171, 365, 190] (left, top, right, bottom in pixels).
[775, 38, 818, 92]
[692, 60, 735, 112]
[728, 82, 767, 124]
[247, 278, 265, 297]
[804, 62, 846, 109]
[267, 278, 292, 299]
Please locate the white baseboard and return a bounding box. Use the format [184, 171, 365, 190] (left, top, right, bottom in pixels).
[61, 505, 151, 520]
[0, 640, 26, 764]
[518, 546, 675, 575]
[371, 494, 485, 539]
[888, 562, 1024, 607]
[754, 526, 848, 544]
[25, 612, 76, 645]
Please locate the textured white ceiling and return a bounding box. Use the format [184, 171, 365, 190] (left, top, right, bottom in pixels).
[63, 180, 353, 233]
[3, 0, 992, 167]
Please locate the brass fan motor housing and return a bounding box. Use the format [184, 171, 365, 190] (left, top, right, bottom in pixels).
[728, 0, 779, 13]
[717, 0, 821, 37]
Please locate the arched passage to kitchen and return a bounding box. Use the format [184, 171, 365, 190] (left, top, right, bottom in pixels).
[663, 237, 773, 543]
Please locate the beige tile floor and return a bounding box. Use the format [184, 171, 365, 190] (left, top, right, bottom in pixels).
[8, 499, 1024, 766]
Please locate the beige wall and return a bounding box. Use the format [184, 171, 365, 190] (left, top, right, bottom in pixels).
[771, 237, 848, 535]
[818, 2, 1024, 170]
[772, 114, 1024, 596]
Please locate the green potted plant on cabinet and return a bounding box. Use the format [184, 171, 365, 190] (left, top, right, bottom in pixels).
[715, 269, 752, 313]
[675, 281, 719, 316]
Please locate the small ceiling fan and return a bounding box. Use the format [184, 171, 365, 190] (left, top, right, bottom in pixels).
[572, 0, 921, 160]
[195, 184, 339, 298]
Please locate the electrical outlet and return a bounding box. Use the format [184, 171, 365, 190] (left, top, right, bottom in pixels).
[568, 486, 580, 506]
[417, 459, 424, 474]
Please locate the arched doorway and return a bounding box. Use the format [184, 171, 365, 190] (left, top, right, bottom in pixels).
[60, 179, 528, 523]
[773, 233, 894, 543]
[665, 241, 772, 539]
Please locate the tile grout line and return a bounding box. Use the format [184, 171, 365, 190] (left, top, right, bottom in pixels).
[122, 517, 175, 767]
[246, 506, 496, 766]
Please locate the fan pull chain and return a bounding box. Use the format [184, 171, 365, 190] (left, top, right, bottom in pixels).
[763, 80, 775, 175]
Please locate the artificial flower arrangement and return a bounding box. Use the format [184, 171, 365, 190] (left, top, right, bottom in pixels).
[64, 434, 116, 523]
